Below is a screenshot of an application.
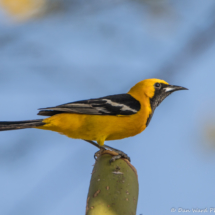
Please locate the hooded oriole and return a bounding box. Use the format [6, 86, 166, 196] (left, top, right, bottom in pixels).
[0, 79, 187, 161]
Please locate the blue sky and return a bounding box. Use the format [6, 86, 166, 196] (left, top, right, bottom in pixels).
[0, 1, 215, 214]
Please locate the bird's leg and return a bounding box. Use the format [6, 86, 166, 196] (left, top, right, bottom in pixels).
[84, 140, 131, 163]
[102, 144, 131, 163]
[84, 140, 104, 160]
[84, 140, 102, 149]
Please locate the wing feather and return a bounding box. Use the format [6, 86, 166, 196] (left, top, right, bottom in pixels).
[37, 94, 140, 116]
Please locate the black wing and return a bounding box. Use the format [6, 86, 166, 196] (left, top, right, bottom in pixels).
[37, 94, 140, 116]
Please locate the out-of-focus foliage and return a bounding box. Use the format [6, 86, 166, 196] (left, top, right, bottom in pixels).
[0, 0, 175, 22]
[204, 123, 215, 149]
[0, 0, 46, 20]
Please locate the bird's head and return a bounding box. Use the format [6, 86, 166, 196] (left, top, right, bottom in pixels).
[128, 78, 188, 108]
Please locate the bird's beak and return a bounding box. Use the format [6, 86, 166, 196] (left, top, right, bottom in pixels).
[164, 85, 188, 92]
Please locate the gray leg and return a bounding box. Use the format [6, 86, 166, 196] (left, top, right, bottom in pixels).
[84, 140, 131, 163]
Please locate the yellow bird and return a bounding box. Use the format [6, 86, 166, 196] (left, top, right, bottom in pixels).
[0, 79, 187, 161]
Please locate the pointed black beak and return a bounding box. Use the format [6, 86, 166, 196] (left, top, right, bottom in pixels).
[164, 85, 188, 92]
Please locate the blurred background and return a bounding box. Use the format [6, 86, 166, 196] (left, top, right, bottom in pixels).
[0, 0, 215, 214]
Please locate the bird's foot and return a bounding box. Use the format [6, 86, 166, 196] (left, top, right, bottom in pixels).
[103, 145, 131, 163]
[84, 140, 130, 163]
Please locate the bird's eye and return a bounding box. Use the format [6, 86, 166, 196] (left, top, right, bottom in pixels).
[155, 83, 161, 88]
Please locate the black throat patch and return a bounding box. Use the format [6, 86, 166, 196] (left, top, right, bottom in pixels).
[146, 83, 173, 127]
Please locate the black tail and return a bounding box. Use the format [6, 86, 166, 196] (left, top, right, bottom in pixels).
[0, 119, 45, 131]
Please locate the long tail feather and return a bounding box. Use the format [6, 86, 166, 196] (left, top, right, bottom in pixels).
[0, 119, 45, 131]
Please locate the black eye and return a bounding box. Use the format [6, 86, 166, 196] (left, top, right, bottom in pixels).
[155, 83, 161, 88]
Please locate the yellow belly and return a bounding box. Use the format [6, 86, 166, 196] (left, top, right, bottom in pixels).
[37, 110, 148, 145]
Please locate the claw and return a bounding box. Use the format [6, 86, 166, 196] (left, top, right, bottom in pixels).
[84, 140, 131, 163]
[94, 153, 97, 160]
[103, 145, 131, 162]
[109, 155, 122, 163]
[109, 152, 131, 163]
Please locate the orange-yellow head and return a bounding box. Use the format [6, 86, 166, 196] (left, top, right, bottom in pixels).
[128, 78, 188, 106]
